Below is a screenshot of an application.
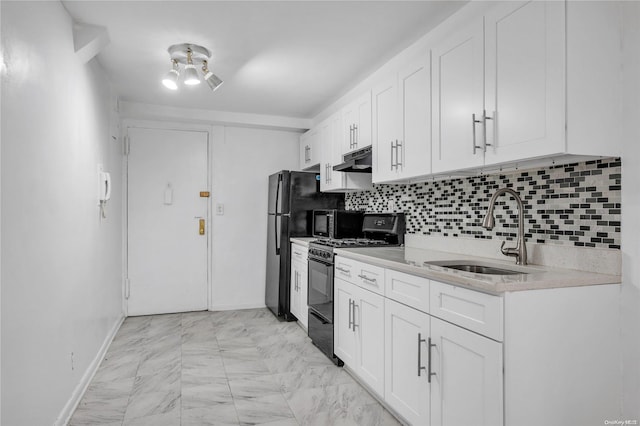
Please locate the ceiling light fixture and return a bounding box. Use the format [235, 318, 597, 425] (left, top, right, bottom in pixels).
[161, 59, 180, 90]
[162, 43, 223, 91]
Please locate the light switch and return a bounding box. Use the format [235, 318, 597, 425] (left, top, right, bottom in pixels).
[216, 203, 224, 215]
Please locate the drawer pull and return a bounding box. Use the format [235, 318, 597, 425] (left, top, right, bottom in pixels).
[336, 267, 351, 274]
[294, 251, 302, 256]
[358, 274, 377, 284]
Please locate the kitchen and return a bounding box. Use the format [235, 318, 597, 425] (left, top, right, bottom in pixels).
[1, 1, 639, 426]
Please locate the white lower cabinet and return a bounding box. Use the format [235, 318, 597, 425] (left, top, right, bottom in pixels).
[429, 316, 503, 426]
[335, 255, 620, 426]
[384, 298, 430, 425]
[289, 244, 308, 329]
[335, 277, 385, 396]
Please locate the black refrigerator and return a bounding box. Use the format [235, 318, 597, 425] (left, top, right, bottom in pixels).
[266, 171, 344, 320]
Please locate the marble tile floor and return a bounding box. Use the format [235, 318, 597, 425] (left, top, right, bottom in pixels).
[69, 308, 401, 426]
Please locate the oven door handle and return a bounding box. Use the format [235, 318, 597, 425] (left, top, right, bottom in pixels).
[309, 258, 332, 267]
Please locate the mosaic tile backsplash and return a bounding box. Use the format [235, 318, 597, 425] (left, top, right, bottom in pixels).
[347, 158, 621, 249]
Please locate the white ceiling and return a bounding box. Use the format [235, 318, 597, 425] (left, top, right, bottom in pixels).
[62, 1, 467, 119]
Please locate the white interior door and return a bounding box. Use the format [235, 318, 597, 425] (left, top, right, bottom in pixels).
[127, 127, 209, 316]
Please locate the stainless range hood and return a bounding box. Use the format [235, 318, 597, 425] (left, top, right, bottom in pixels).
[333, 146, 372, 173]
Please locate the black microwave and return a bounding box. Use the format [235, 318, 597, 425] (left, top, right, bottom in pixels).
[312, 210, 365, 239]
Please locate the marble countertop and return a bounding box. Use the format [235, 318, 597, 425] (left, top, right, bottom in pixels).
[333, 246, 621, 295]
[290, 237, 316, 247]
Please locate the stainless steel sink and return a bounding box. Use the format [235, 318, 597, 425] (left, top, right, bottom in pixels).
[424, 260, 529, 275]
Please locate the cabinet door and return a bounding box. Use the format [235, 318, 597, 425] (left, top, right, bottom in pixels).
[342, 100, 358, 154]
[355, 91, 372, 150]
[334, 278, 357, 367]
[430, 317, 503, 426]
[318, 119, 333, 192]
[354, 286, 385, 396]
[308, 127, 321, 168]
[384, 298, 430, 425]
[289, 262, 301, 321]
[299, 132, 310, 170]
[432, 17, 485, 173]
[372, 74, 399, 183]
[398, 51, 432, 180]
[484, 1, 565, 165]
[298, 262, 308, 330]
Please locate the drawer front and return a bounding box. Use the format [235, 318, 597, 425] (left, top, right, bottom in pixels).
[385, 269, 430, 313]
[291, 244, 308, 263]
[335, 256, 358, 284]
[334, 256, 385, 295]
[353, 260, 385, 295]
[429, 280, 503, 341]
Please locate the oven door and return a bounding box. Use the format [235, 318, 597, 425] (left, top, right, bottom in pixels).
[307, 257, 334, 322]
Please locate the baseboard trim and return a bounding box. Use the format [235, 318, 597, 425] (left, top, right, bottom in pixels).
[209, 302, 266, 311]
[55, 313, 126, 426]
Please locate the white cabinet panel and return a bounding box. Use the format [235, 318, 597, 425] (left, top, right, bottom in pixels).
[484, 0, 565, 165]
[432, 17, 485, 173]
[300, 128, 321, 170]
[342, 91, 372, 154]
[289, 244, 308, 329]
[385, 268, 430, 313]
[354, 287, 385, 396]
[334, 277, 357, 367]
[430, 316, 503, 426]
[430, 280, 503, 341]
[398, 52, 432, 179]
[372, 75, 399, 183]
[384, 298, 430, 426]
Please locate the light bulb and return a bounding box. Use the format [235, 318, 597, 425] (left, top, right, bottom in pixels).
[202, 61, 223, 91]
[183, 64, 200, 85]
[162, 60, 179, 90]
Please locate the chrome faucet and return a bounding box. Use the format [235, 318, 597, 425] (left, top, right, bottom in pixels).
[482, 188, 528, 265]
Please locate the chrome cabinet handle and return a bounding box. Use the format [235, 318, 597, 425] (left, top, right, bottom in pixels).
[418, 333, 427, 377]
[395, 139, 402, 169]
[428, 337, 437, 383]
[472, 114, 482, 154]
[353, 124, 358, 148]
[390, 140, 395, 170]
[352, 301, 358, 332]
[348, 298, 353, 330]
[349, 125, 354, 149]
[483, 109, 493, 149]
[294, 251, 302, 256]
[357, 274, 377, 284]
[336, 266, 351, 275]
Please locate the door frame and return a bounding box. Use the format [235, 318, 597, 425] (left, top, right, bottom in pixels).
[121, 119, 214, 316]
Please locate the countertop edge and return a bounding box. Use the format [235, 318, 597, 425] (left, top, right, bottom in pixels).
[290, 237, 315, 248]
[334, 247, 621, 295]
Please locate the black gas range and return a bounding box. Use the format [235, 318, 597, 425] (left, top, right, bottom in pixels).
[307, 213, 405, 365]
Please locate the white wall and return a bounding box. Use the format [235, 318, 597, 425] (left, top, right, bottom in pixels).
[621, 1, 640, 420]
[210, 126, 300, 310]
[1, 2, 123, 425]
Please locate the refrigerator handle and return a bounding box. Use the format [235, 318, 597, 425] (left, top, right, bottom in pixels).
[275, 174, 282, 255]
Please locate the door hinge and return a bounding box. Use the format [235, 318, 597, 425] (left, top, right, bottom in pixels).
[125, 278, 130, 299]
[124, 135, 130, 156]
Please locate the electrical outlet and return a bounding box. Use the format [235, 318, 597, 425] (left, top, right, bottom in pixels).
[70, 352, 75, 371]
[387, 199, 396, 211]
[216, 203, 224, 216]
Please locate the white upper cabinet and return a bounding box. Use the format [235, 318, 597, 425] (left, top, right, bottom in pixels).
[341, 91, 372, 155]
[432, 0, 621, 175]
[319, 112, 372, 192]
[372, 74, 399, 183]
[299, 128, 321, 171]
[432, 16, 486, 174]
[373, 51, 432, 183]
[483, 1, 565, 166]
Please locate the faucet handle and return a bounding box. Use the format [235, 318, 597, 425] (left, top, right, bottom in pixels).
[500, 240, 519, 259]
